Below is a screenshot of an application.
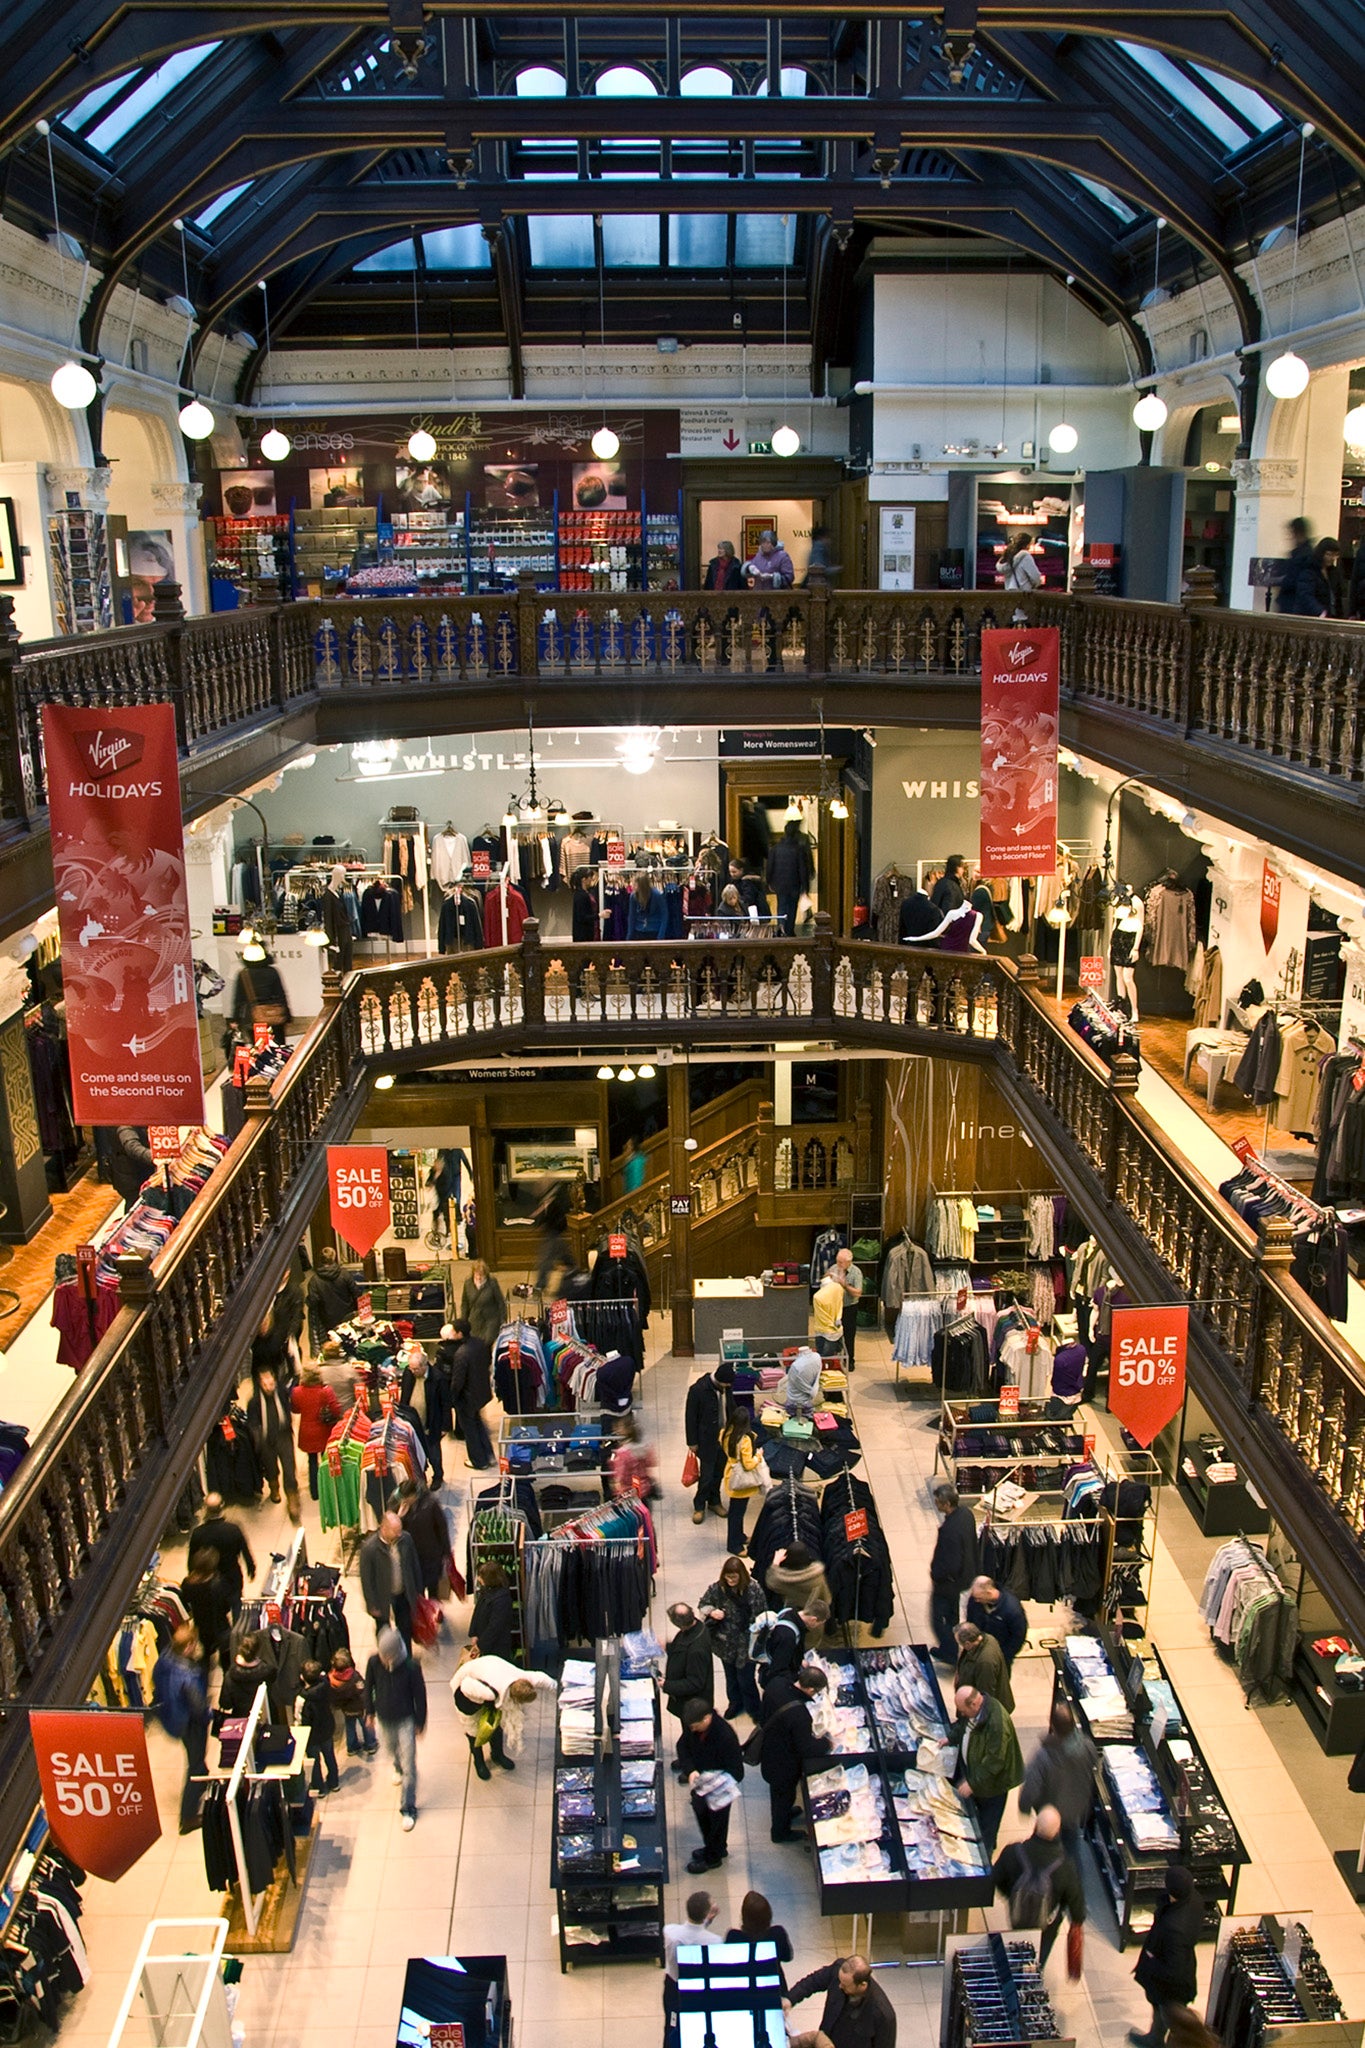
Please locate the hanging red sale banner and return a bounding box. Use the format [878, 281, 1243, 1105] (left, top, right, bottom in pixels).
[1109, 1305, 1188, 1447]
[42, 704, 204, 1125]
[327, 1145, 391, 1257]
[29, 1710, 161, 1881]
[1260, 860, 1281, 953]
[979, 626, 1061, 878]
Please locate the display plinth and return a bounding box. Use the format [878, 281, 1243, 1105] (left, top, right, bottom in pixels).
[221, 1814, 320, 1954]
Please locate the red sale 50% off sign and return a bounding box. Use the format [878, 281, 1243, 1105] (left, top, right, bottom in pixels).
[327, 1145, 392, 1258]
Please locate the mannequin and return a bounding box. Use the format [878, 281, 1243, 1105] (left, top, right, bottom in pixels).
[1109, 884, 1144, 1021]
[321, 861, 354, 974]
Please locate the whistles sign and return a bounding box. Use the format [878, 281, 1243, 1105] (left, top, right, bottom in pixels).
[979, 627, 1061, 878]
[328, 1145, 391, 1256]
[1109, 1305, 1189, 1446]
[30, 1710, 161, 1880]
[43, 704, 204, 1125]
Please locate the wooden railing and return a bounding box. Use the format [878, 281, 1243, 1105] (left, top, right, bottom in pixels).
[2, 580, 1362, 847]
[570, 1119, 768, 1271]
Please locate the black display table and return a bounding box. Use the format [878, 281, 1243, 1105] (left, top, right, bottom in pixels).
[1292, 1635, 1365, 1757]
[397, 1954, 512, 2047]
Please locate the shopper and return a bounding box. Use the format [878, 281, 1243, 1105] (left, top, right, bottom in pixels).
[1019, 1702, 1098, 1860]
[441, 1318, 496, 1470]
[759, 1664, 831, 1842]
[290, 1361, 344, 1500]
[180, 1550, 231, 1672]
[467, 1561, 516, 1662]
[364, 1627, 426, 1831]
[450, 1653, 554, 1779]
[459, 1258, 506, 1346]
[744, 530, 795, 589]
[699, 1554, 765, 1720]
[992, 1806, 1085, 1968]
[765, 1541, 832, 1623]
[306, 1244, 364, 1345]
[1000, 533, 1043, 592]
[153, 1621, 210, 1834]
[1130, 1867, 1203, 2048]
[299, 1658, 340, 1794]
[952, 1684, 1024, 1853]
[811, 1271, 847, 1359]
[726, 1892, 794, 1990]
[396, 1478, 451, 1600]
[929, 1484, 978, 1661]
[702, 540, 744, 591]
[763, 1599, 830, 1688]
[684, 1359, 732, 1523]
[626, 872, 669, 940]
[188, 1494, 256, 1617]
[108, 1124, 154, 1208]
[767, 818, 813, 935]
[664, 1604, 715, 1761]
[531, 1178, 574, 1292]
[1163, 2010, 1221, 2048]
[718, 1413, 765, 1554]
[830, 1247, 863, 1366]
[930, 855, 969, 915]
[359, 1509, 423, 1647]
[967, 1575, 1028, 1668]
[663, 1891, 722, 2046]
[398, 1346, 451, 1485]
[730, 858, 770, 915]
[954, 1621, 1014, 1713]
[610, 1412, 659, 1501]
[676, 1696, 745, 1873]
[218, 1630, 279, 1718]
[243, 1368, 301, 1520]
[1277, 517, 1325, 615]
[621, 1134, 648, 1192]
[777, 1346, 824, 1412]
[785, 1955, 897, 2048]
[329, 1646, 375, 1757]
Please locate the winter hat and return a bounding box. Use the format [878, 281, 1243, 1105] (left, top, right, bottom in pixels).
[377, 1627, 405, 1661]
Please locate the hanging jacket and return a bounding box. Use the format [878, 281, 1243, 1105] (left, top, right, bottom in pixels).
[360, 881, 405, 941]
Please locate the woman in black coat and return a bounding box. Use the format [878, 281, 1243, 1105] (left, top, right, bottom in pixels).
[702, 542, 744, 591]
[1131, 1866, 1202, 2048]
[467, 1563, 515, 1662]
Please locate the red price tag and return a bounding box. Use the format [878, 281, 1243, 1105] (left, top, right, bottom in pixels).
[1231, 1135, 1257, 1164]
[607, 838, 626, 869]
[1079, 955, 1105, 990]
[608, 1232, 627, 1259]
[549, 1299, 571, 1334]
[998, 1383, 1021, 1418]
[956, 1287, 969, 1313]
[253, 1022, 272, 1049]
[148, 1126, 182, 1162]
[233, 1047, 253, 1085]
[1083, 1434, 1096, 1459]
[431, 2027, 466, 2048]
[843, 1508, 869, 1541]
[471, 849, 491, 876]
[76, 1243, 97, 1298]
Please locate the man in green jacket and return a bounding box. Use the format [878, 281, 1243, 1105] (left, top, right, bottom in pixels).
[954, 1621, 1014, 1713]
[953, 1684, 1024, 1852]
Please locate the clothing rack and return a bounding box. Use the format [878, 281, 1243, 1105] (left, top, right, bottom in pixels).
[1226, 1147, 1331, 1225]
[0, 1809, 47, 1948]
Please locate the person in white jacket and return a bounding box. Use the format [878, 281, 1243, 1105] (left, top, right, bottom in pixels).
[450, 1654, 554, 1779]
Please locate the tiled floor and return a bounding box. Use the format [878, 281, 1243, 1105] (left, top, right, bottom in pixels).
[57, 1309, 1365, 2048]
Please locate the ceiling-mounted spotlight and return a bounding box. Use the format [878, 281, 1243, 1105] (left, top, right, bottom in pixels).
[179, 397, 215, 440]
[861, 727, 877, 748]
[408, 427, 437, 461]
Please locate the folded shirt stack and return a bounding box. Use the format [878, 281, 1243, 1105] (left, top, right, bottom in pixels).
[1063, 1635, 1133, 1740]
[1102, 1745, 1179, 1853]
[888, 1767, 990, 1879]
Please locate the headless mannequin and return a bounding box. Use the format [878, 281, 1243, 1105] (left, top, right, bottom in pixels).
[322, 860, 354, 973]
[1109, 887, 1144, 1022]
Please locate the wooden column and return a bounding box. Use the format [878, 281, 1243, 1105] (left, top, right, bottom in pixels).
[668, 1059, 695, 1357]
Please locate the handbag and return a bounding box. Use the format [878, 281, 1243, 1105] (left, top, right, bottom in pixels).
[254, 1724, 295, 1767]
[1067, 1923, 1084, 1980]
[472, 1705, 501, 1748]
[412, 1596, 442, 1647]
[681, 1449, 700, 1488]
[724, 1451, 766, 1496]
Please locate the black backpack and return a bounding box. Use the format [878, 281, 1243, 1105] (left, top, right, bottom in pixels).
[1008, 1848, 1064, 1929]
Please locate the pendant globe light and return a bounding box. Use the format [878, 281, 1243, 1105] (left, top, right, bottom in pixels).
[256, 279, 290, 462]
[1131, 219, 1169, 434]
[1344, 402, 1365, 448]
[772, 216, 800, 456]
[1047, 275, 1077, 455]
[173, 220, 215, 440]
[591, 219, 620, 461]
[1266, 126, 1314, 401]
[39, 124, 97, 410]
[404, 231, 439, 462]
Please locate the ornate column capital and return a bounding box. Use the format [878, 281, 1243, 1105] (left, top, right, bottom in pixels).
[44, 464, 112, 511]
[1231, 456, 1299, 495]
[150, 479, 204, 514]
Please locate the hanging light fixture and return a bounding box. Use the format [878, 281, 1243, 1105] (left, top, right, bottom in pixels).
[304, 925, 329, 948]
[636, 1062, 656, 1079]
[1267, 126, 1314, 401]
[241, 935, 267, 963]
[1048, 275, 1077, 455]
[373, 1073, 396, 1090]
[616, 727, 659, 776]
[1344, 402, 1365, 447]
[39, 124, 98, 410]
[173, 220, 215, 440]
[813, 696, 848, 817]
[591, 218, 620, 461]
[256, 279, 291, 461]
[1132, 219, 1169, 433]
[404, 227, 439, 462]
[772, 217, 799, 456]
[617, 1066, 637, 1084]
[597, 1064, 615, 1080]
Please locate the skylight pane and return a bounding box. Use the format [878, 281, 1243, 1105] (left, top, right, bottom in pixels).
[1117, 42, 1247, 151]
[194, 180, 254, 231]
[1072, 173, 1137, 223]
[422, 225, 492, 269]
[62, 71, 138, 132]
[527, 214, 596, 266]
[601, 215, 660, 265]
[1191, 64, 1283, 134]
[735, 213, 796, 265]
[669, 214, 728, 267]
[681, 67, 733, 96]
[595, 65, 658, 95]
[355, 237, 417, 272]
[516, 66, 565, 95]
[86, 42, 221, 152]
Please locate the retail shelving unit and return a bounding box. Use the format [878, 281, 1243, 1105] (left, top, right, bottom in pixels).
[941, 1932, 1074, 2048]
[1290, 1636, 1365, 1757]
[291, 505, 377, 591]
[1176, 1428, 1271, 1537]
[551, 1655, 668, 1973]
[368, 1261, 449, 1341]
[206, 514, 291, 607]
[48, 507, 111, 633]
[935, 1399, 1088, 1497]
[468, 498, 557, 588]
[1207, 1913, 1360, 2048]
[849, 1191, 885, 1330]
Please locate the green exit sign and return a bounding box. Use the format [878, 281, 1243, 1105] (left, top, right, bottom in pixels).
[747, 439, 772, 455]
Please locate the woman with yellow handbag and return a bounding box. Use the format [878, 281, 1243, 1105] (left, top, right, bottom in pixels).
[720, 1413, 767, 1556]
[450, 1652, 554, 1780]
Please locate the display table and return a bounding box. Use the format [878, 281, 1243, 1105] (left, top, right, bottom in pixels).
[550, 1650, 668, 1972]
[693, 1277, 807, 1356]
[397, 1954, 513, 2047]
[1178, 1441, 1270, 1537]
[1292, 1635, 1365, 1757]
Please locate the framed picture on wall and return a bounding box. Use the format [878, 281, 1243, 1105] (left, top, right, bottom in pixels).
[741, 515, 777, 563]
[0, 498, 22, 586]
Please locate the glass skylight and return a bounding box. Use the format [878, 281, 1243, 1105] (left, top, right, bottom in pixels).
[1117, 42, 1249, 152]
[1072, 173, 1137, 223]
[735, 213, 797, 265]
[594, 66, 658, 95]
[681, 67, 734, 96]
[669, 214, 728, 266]
[194, 180, 254, 231]
[61, 71, 137, 133]
[602, 215, 661, 265]
[755, 68, 809, 97]
[1191, 64, 1283, 135]
[515, 66, 566, 95]
[422, 225, 492, 269]
[355, 237, 417, 272]
[85, 42, 221, 152]
[527, 214, 596, 265]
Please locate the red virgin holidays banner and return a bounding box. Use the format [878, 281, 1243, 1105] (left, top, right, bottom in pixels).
[328, 1145, 391, 1257]
[1109, 1304, 1189, 1447]
[30, 1709, 162, 1881]
[43, 705, 204, 1125]
[980, 626, 1061, 877]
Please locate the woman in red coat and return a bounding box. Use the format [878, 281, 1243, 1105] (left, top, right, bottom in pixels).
[291, 1361, 344, 1500]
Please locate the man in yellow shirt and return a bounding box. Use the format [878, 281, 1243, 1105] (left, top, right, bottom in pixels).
[812, 1271, 846, 1362]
